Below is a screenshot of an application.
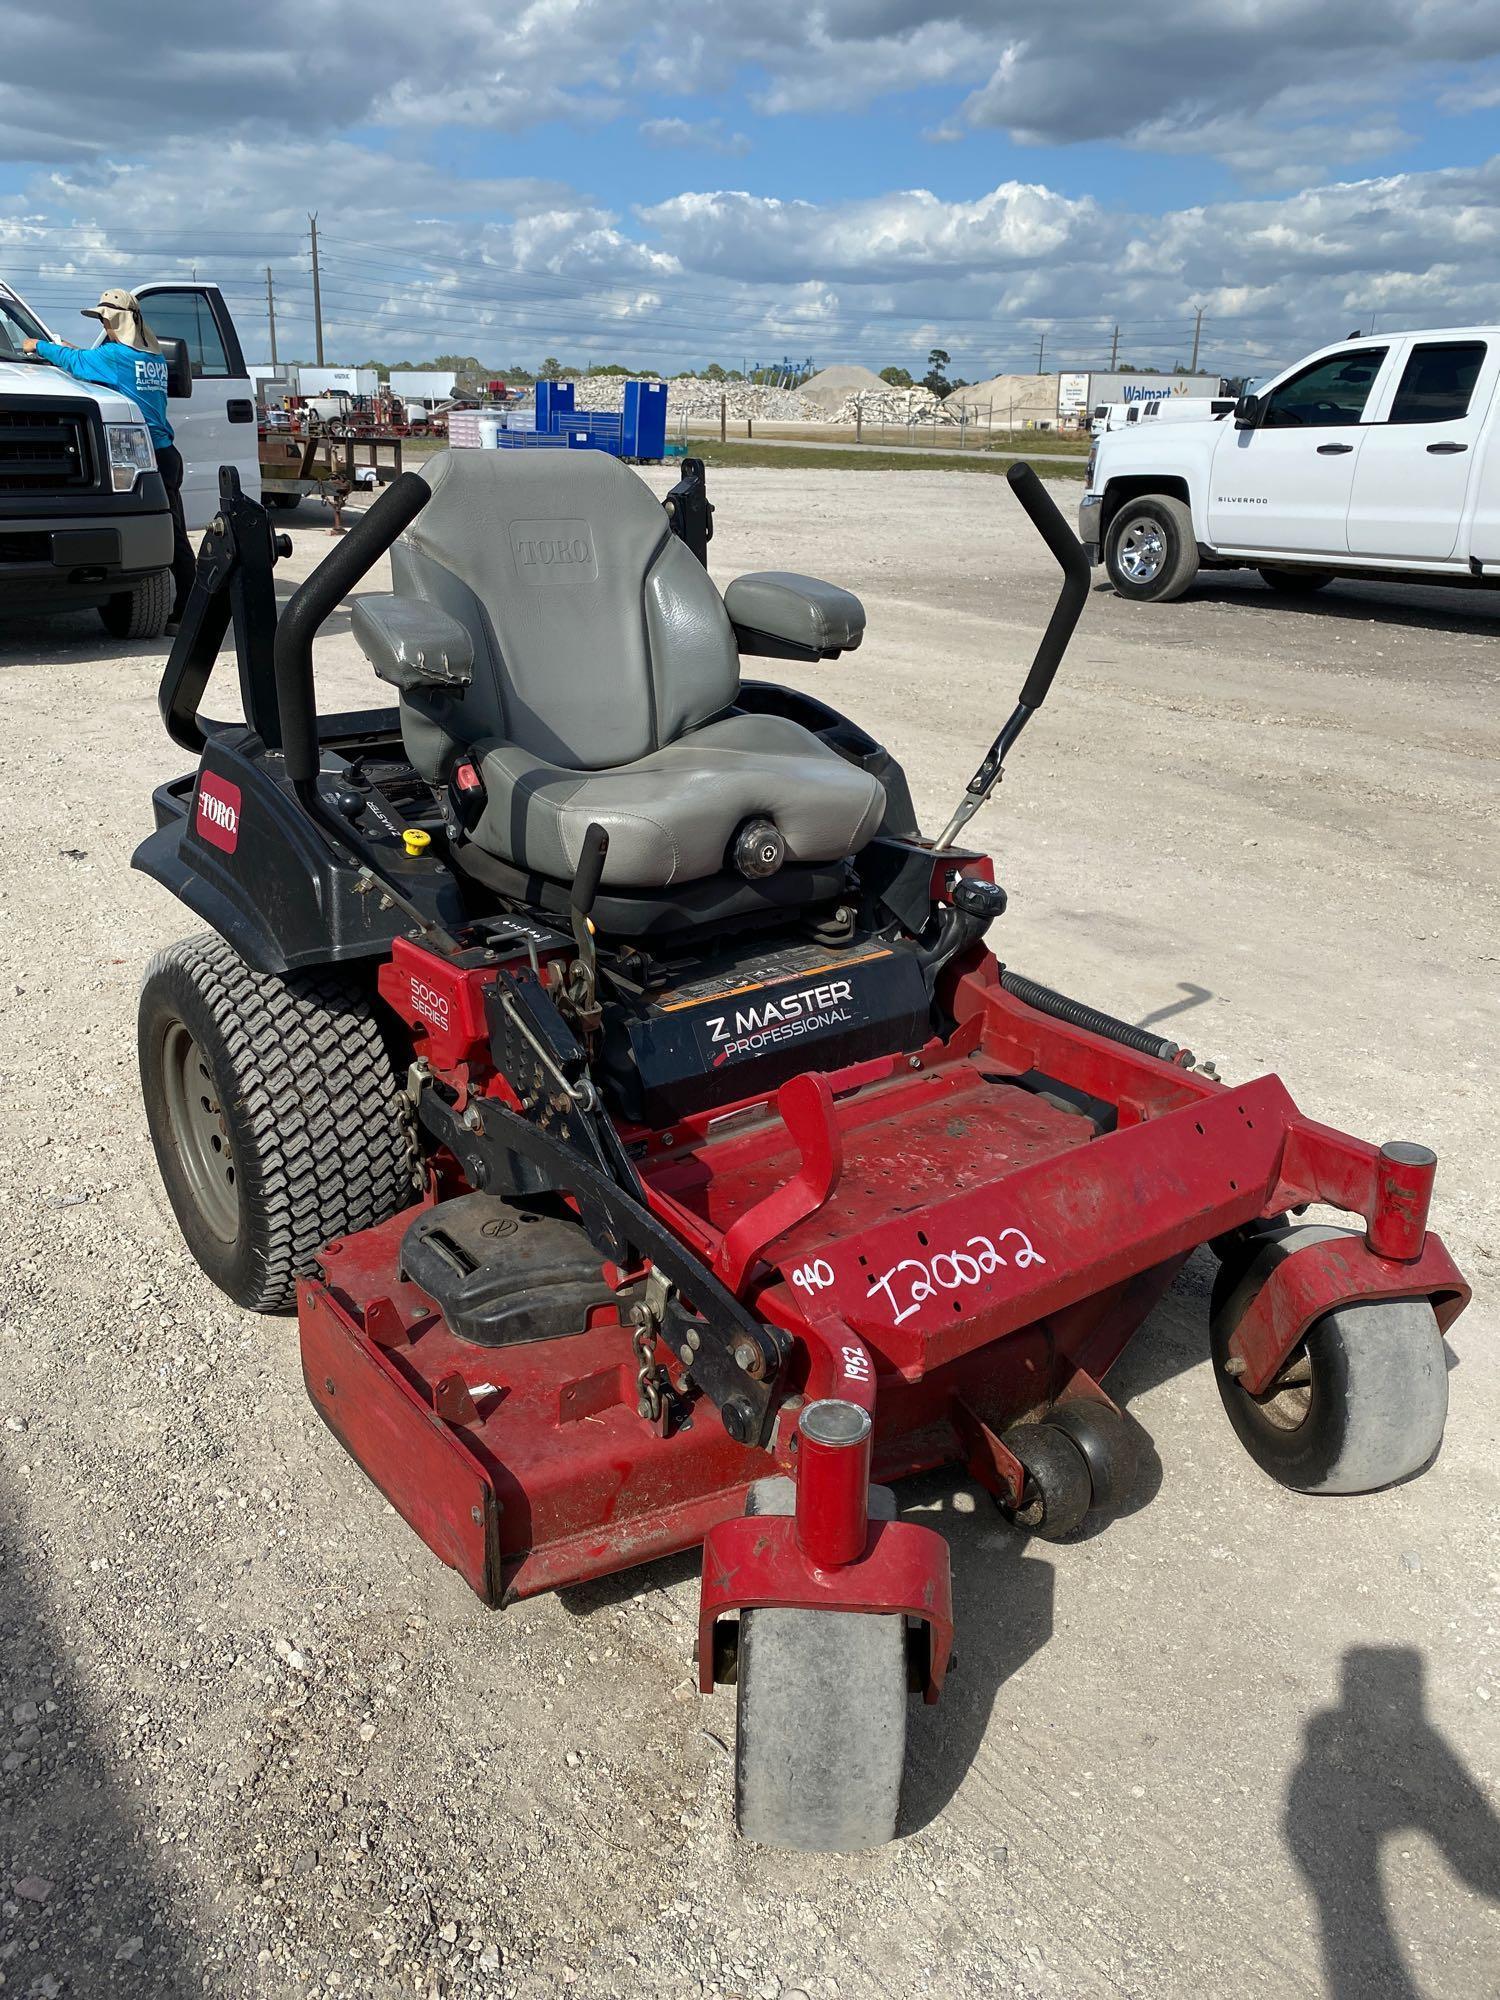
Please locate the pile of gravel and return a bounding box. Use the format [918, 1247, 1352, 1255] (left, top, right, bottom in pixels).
[560, 374, 956, 427]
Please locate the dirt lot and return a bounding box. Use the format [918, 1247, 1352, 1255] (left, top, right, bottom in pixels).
[0, 469, 1496, 2000]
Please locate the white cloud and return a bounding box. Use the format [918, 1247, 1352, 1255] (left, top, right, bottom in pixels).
[639, 117, 751, 156]
[2, 0, 1497, 174]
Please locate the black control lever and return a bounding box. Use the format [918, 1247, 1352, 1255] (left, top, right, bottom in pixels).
[569, 823, 609, 1015]
[935, 462, 1091, 849]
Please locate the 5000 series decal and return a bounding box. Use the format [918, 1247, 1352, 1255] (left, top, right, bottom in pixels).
[705, 978, 854, 1066]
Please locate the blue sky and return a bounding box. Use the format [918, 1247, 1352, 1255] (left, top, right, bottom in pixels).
[3, 3, 1500, 381]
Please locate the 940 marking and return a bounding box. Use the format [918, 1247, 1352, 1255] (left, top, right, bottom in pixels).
[788, 1227, 1047, 1326]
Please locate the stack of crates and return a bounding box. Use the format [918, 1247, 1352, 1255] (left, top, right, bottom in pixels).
[448, 380, 669, 461]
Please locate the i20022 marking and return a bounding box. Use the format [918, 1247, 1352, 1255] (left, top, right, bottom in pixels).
[791, 1225, 1048, 1326]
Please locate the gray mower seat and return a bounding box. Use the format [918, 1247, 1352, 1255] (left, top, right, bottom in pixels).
[358, 450, 886, 891]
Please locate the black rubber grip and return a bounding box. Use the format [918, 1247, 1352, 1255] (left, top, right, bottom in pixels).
[1007, 462, 1092, 713]
[572, 823, 609, 913]
[275, 471, 431, 785]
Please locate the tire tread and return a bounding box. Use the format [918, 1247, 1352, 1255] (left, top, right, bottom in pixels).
[141, 932, 408, 1310]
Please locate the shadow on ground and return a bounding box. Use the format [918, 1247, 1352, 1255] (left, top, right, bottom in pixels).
[0, 1471, 199, 1998]
[1286, 1645, 1500, 2000]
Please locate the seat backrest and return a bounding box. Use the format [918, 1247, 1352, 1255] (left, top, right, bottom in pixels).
[392, 449, 740, 771]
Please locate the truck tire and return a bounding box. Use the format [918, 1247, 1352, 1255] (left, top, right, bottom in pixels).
[99, 569, 172, 640]
[1105, 496, 1199, 602]
[1258, 566, 1333, 595]
[139, 933, 411, 1312]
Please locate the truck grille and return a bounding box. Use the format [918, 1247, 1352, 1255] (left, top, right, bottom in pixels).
[0, 404, 96, 492]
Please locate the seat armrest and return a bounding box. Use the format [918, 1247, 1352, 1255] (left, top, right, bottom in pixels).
[351, 593, 474, 693]
[723, 570, 865, 661]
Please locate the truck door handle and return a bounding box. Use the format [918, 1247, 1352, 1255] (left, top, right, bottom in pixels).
[226, 398, 255, 424]
[1426, 440, 1468, 454]
[1316, 442, 1354, 455]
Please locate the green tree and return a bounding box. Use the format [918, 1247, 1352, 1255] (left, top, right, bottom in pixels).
[879, 365, 913, 387]
[539, 356, 564, 380]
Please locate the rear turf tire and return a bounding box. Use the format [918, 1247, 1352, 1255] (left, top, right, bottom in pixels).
[1105, 495, 1199, 602]
[139, 932, 410, 1312]
[100, 569, 172, 640]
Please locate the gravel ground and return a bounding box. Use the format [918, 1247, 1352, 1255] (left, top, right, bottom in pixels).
[0, 469, 1495, 2000]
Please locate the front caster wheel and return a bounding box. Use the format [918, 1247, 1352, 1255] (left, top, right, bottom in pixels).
[1211, 1227, 1447, 1493]
[735, 1608, 907, 1851]
[1004, 1422, 1093, 1539]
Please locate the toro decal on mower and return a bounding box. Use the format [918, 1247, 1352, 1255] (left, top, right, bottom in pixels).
[194, 772, 241, 854]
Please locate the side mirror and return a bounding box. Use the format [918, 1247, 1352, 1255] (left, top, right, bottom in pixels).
[161, 337, 192, 401]
[1233, 392, 1263, 429]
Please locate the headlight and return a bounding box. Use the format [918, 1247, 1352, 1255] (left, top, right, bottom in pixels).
[107, 422, 153, 492]
[1086, 443, 1098, 486]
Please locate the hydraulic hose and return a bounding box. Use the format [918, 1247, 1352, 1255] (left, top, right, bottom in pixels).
[273, 470, 431, 787]
[1000, 968, 1188, 1065]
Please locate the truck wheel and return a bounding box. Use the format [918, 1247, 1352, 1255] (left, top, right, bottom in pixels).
[735, 1606, 907, 1850]
[266, 492, 301, 511]
[139, 933, 411, 1312]
[1105, 496, 1199, 602]
[1211, 1293, 1447, 1495]
[99, 569, 172, 640]
[1258, 565, 1333, 595]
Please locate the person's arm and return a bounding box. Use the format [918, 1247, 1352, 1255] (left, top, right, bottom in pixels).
[23, 339, 117, 389]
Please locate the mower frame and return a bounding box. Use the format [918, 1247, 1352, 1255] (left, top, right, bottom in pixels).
[133, 453, 1472, 1847]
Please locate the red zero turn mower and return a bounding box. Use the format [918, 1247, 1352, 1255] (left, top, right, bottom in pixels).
[135, 451, 1470, 1851]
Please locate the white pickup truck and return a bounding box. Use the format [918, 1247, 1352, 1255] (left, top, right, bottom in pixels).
[1078, 328, 1500, 601]
[1, 277, 259, 637]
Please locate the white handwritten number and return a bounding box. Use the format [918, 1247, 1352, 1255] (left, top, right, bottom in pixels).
[840, 1345, 872, 1382]
[789, 1259, 835, 1294]
[869, 1225, 1046, 1326]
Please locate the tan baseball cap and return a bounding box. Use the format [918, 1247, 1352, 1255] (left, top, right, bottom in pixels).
[82, 287, 161, 352]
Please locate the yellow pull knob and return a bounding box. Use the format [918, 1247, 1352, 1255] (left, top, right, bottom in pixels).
[402, 827, 431, 858]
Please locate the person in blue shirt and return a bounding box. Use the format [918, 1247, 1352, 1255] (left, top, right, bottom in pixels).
[23, 288, 194, 630]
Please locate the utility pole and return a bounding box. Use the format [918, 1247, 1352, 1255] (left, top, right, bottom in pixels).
[1109, 322, 1120, 369]
[266, 267, 278, 368]
[309, 213, 325, 366]
[1189, 304, 1205, 373]
[1036, 329, 1046, 372]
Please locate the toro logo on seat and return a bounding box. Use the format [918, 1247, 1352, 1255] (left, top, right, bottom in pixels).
[194, 772, 241, 854]
[509, 518, 598, 585]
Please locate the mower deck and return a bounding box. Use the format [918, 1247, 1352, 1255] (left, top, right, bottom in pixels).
[299, 969, 1468, 1612]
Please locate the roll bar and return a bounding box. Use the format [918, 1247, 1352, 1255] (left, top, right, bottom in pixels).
[934, 462, 1091, 851]
[273, 470, 432, 788]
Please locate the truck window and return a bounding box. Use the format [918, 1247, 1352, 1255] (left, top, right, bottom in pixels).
[1387, 342, 1486, 424]
[138, 291, 231, 379]
[0, 292, 48, 361]
[1262, 347, 1388, 429]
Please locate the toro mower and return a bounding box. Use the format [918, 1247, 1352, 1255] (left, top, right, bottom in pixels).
[134, 449, 1469, 1851]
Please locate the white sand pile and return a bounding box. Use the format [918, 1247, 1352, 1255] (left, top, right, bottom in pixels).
[943, 373, 1057, 423]
[798, 363, 891, 407]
